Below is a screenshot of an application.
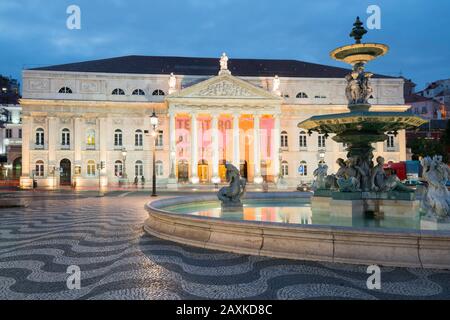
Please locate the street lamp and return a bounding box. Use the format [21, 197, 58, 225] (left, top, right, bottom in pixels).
[150, 111, 159, 197]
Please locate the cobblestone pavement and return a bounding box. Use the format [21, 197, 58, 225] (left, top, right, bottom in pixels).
[0, 195, 449, 300]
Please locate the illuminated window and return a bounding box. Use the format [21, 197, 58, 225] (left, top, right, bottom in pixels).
[35, 160, 44, 177]
[115, 160, 123, 177]
[87, 160, 96, 176]
[299, 161, 308, 176]
[86, 129, 95, 147]
[156, 130, 163, 147]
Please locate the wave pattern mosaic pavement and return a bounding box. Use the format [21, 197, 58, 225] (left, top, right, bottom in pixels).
[0, 196, 449, 300]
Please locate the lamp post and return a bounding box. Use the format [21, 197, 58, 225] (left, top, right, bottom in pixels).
[150, 111, 159, 197]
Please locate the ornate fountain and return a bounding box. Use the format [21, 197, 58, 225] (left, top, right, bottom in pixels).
[299, 18, 427, 215]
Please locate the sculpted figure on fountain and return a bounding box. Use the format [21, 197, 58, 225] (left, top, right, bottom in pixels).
[421, 155, 450, 219]
[218, 163, 246, 207]
[345, 64, 374, 105]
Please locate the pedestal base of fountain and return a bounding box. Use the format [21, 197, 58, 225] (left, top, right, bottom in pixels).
[312, 191, 420, 219]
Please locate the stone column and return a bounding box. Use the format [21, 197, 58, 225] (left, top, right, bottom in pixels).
[19, 116, 32, 188]
[211, 113, 220, 182]
[273, 114, 281, 181]
[232, 113, 240, 169]
[48, 117, 57, 167]
[74, 118, 82, 166]
[253, 114, 263, 183]
[167, 111, 178, 188]
[190, 112, 199, 183]
[99, 117, 108, 186]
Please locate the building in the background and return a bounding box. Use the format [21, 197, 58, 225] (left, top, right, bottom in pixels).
[0, 75, 22, 181]
[19, 54, 409, 189]
[414, 78, 450, 118]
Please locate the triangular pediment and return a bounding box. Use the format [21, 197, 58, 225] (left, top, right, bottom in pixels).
[167, 73, 282, 101]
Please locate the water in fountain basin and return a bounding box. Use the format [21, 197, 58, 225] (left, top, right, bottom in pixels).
[161, 198, 443, 231]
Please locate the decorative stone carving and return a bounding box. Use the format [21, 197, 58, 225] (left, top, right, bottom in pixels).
[197, 80, 253, 97]
[313, 163, 329, 190]
[345, 64, 373, 105]
[371, 156, 413, 193]
[85, 118, 97, 125]
[336, 157, 361, 192]
[28, 79, 50, 92]
[272, 75, 281, 96]
[220, 53, 229, 71]
[421, 156, 450, 219]
[60, 117, 71, 124]
[168, 73, 177, 94]
[80, 81, 100, 93]
[218, 163, 246, 207]
[113, 119, 123, 125]
[33, 117, 46, 124]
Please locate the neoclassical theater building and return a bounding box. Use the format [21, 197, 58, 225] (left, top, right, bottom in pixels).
[19, 54, 407, 188]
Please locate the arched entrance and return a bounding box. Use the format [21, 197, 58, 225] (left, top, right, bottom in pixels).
[177, 160, 189, 183]
[240, 160, 248, 180]
[60, 159, 71, 186]
[198, 160, 209, 183]
[12, 157, 22, 179]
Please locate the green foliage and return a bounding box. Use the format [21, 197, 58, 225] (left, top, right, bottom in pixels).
[409, 136, 448, 163]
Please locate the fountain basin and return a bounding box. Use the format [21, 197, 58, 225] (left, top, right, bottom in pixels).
[144, 193, 450, 269]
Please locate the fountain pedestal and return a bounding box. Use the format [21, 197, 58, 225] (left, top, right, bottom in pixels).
[312, 192, 420, 219]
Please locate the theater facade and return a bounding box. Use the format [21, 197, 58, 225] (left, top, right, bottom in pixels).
[19, 54, 408, 188]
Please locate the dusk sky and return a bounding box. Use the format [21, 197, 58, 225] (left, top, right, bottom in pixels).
[0, 0, 449, 91]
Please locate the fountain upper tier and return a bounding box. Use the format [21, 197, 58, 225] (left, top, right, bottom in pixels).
[298, 17, 427, 134]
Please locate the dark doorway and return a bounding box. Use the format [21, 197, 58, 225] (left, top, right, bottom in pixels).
[240, 160, 248, 180]
[178, 160, 189, 183]
[12, 157, 22, 179]
[60, 159, 71, 185]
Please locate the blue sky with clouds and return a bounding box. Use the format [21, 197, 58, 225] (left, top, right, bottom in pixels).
[0, 0, 448, 90]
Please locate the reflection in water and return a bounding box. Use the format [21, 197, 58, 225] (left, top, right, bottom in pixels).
[164, 200, 425, 231]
